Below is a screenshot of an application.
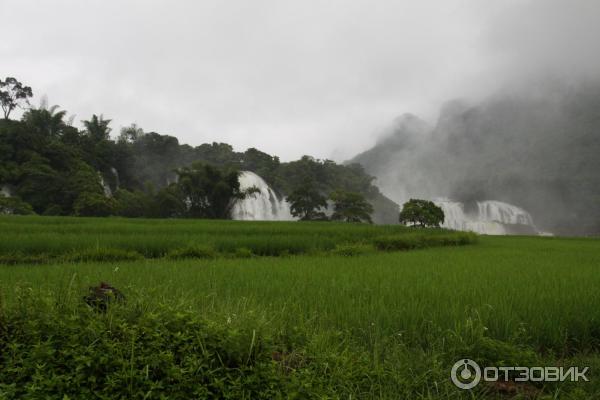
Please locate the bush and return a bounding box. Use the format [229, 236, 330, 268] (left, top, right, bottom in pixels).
[166, 245, 218, 260]
[73, 192, 115, 217]
[113, 189, 153, 218]
[372, 235, 424, 251]
[372, 232, 477, 251]
[0, 305, 283, 399]
[0, 252, 50, 265]
[66, 248, 143, 263]
[0, 195, 35, 215]
[330, 243, 375, 256]
[233, 247, 254, 258]
[42, 204, 63, 216]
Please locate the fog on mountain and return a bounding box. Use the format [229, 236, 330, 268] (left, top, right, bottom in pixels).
[352, 81, 600, 236]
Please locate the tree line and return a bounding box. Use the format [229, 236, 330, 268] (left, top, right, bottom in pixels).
[0, 77, 384, 222]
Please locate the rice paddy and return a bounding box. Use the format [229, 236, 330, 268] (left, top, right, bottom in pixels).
[1, 216, 599, 398]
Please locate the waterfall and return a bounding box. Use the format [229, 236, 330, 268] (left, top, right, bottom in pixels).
[434, 199, 542, 235]
[1, 185, 12, 197]
[111, 167, 120, 190]
[231, 171, 294, 221]
[98, 173, 112, 197]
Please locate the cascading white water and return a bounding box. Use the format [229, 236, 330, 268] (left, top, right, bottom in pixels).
[434, 199, 539, 235]
[98, 173, 112, 197]
[110, 167, 120, 190]
[231, 171, 295, 221]
[1, 185, 12, 197]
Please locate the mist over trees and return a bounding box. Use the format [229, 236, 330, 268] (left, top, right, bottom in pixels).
[352, 81, 600, 235]
[0, 79, 395, 221]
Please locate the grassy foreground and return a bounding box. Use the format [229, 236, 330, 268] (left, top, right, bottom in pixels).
[1, 217, 600, 398]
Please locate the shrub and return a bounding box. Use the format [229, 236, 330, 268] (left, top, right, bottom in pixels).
[373, 232, 476, 251]
[166, 245, 218, 260]
[0, 195, 35, 215]
[233, 247, 254, 258]
[330, 243, 375, 257]
[0, 252, 50, 265]
[42, 204, 63, 216]
[0, 304, 283, 399]
[73, 192, 115, 217]
[372, 235, 424, 251]
[66, 248, 143, 263]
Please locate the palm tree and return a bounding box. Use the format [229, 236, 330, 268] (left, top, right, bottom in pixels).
[22, 97, 67, 137]
[82, 114, 112, 142]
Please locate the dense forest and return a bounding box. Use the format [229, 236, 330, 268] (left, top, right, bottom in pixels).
[0, 80, 398, 222]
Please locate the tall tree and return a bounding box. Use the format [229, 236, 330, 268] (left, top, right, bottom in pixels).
[399, 199, 444, 228]
[287, 182, 328, 221]
[0, 77, 33, 120]
[83, 114, 112, 142]
[329, 190, 373, 223]
[22, 104, 67, 137]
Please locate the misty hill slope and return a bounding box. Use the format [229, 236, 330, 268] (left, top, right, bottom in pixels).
[351, 83, 600, 235]
[0, 116, 399, 223]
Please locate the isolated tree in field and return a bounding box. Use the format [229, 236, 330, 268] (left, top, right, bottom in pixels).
[286, 182, 328, 221]
[176, 162, 258, 219]
[0, 77, 33, 120]
[399, 199, 444, 227]
[329, 190, 373, 223]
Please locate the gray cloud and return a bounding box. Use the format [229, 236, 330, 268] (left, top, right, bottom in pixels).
[1, 0, 598, 161]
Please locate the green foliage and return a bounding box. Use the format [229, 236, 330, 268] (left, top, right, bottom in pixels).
[0, 216, 474, 264]
[82, 114, 112, 142]
[399, 198, 445, 227]
[22, 104, 68, 137]
[0, 79, 395, 221]
[330, 243, 374, 256]
[154, 185, 187, 218]
[73, 193, 115, 217]
[286, 182, 328, 221]
[42, 204, 64, 216]
[0, 302, 283, 399]
[0, 195, 34, 215]
[176, 162, 256, 219]
[329, 189, 373, 223]
[15, 155, 65, 212]
[166, 245, 217, 260]
[66, 248, 143, 263]
[1, 234, 600, 397]
[118, 123, 144, 143]
[113, 189, 154, 218]
[232, 247, 254, 258]
[372, 232, 477, 251]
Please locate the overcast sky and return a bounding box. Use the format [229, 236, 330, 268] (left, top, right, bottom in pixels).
[2, 0, 599, 161]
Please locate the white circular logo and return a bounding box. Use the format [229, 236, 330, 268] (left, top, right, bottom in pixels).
[451, 359, 481, 389]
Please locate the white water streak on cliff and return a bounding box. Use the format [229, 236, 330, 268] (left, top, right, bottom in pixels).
[232, 171, 294, 221]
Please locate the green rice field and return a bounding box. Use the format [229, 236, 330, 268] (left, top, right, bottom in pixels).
[1, 216, 599, 399]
